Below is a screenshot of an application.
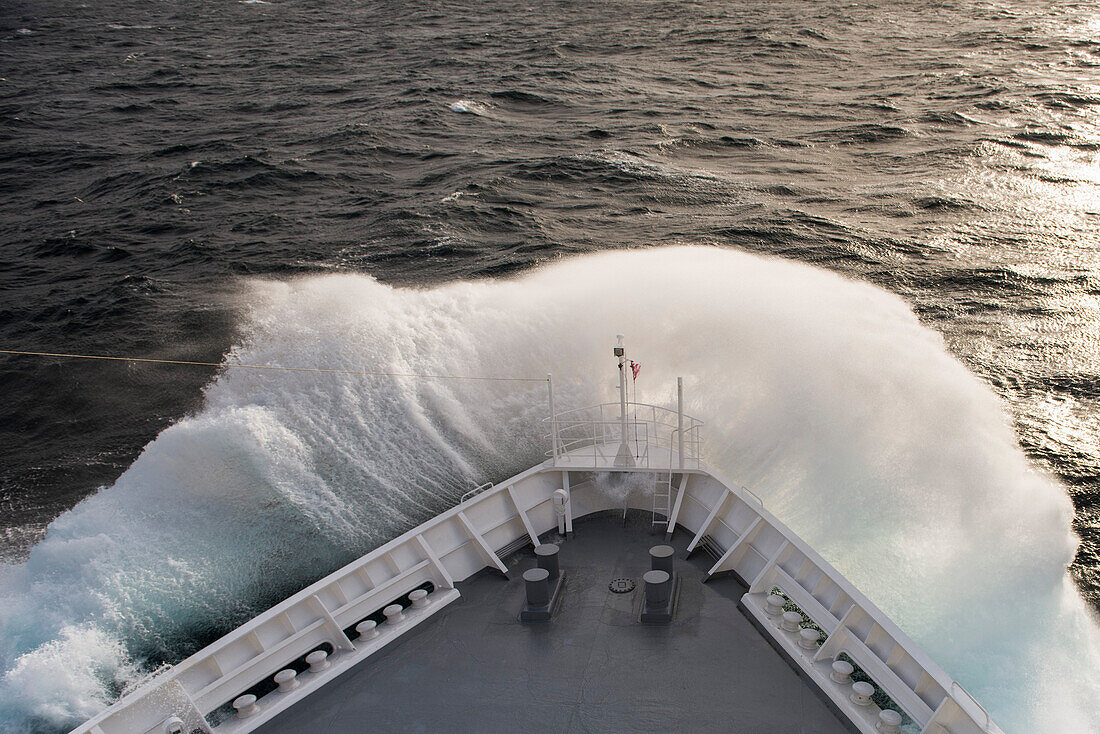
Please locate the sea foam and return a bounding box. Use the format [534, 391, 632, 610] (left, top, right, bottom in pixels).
[0, 246, 1096, 732]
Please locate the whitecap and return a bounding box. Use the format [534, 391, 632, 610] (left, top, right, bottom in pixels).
[449, 99, 491, 116]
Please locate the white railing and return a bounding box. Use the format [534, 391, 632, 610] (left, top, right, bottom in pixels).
[459, 482, 494, 504]
[69, 462, 561, 734]
[676, 471, 1004, 734]
[545, 402, 704, 470]
[69, 418, 1000, 734]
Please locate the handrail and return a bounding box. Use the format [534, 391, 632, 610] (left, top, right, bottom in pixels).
[740, 486, 764, 508]
[951, 680, 992, 731]
[460, 482, 494, 504]
[544, 402, 705, 471]
[550, 401, 704, 424]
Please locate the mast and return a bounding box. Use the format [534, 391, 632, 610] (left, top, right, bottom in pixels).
[614, 335, 635, 467]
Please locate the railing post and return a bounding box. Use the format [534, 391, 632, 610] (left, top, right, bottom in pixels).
[548, 373, 559, 461]
[677, 377, 685, 470]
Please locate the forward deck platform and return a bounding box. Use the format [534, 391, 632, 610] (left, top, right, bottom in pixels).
[256, 511, 849, 734]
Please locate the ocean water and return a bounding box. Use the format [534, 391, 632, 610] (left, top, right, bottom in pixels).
[1, 0, 1099, 732]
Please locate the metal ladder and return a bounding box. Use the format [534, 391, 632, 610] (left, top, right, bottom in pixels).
[652, 470, 673, 526]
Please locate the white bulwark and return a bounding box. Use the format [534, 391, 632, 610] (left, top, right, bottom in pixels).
[70, 341, 1001, 734]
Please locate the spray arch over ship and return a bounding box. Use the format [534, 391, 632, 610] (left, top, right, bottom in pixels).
[0, 246, 1097, 733]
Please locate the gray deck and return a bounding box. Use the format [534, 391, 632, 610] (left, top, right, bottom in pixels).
[256, 512, 850, 734]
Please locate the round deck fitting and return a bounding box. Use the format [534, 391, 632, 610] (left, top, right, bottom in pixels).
[274, 668, 299, 692]
[878, 709, 903, 733]
[830, 659, 854, 684]
[305, 650, 330, 673]
[608, 578, 636, 594]
[383, 603, 406, 625]
[409, 588, 429, 609]
[851, 681, 874, 706]
[356, 619, 379, 639]
[232, 694, 259, 719]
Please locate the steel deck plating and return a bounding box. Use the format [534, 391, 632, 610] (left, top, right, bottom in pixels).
[256, 511, 850, 734]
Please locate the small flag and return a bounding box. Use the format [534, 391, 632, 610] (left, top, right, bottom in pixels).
[631, 361, 641, 380]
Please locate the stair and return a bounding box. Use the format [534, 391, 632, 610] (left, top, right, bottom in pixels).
[652, 470, 673, 526]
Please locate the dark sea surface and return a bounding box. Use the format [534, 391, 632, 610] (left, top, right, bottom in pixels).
[1, 0, 1099, 730]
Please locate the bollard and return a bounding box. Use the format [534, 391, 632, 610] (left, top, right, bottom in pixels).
[781, 611, 802, 632]
[305, 650, 330, 673]
[524, 568, 550, 607]
[877, 709, 902, 734]
[798, 628, 819, 650]
[643, 569, 671, 608]
[521, 566, 561, 621]
[233, 694, 260, 719]
[765, 593, 786, 616]
[830, 659, 854, 685]
[274, 668, 299, 693]
[383, 603, 405, 626]
[850, 681, 874, 706]
[535, 544, 560, 580]
[649, 545, 674, 575]
[409, 588, 429, 609]
[356, 619, 379, 640]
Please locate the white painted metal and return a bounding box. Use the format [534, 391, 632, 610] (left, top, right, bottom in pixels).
[561, 471, 573, 534]
[651, 469, 672, 526]
[69, 414, 1002, 734]
[879, 709, 903, 734]
[686, 487, 728, 553]
[304, 650, 329, 673]
[382, 605, 405, 626]
[664, 473, 690, 540]
[852, 681, 874, 706]
[506, 485, 541, 547]
[415, 534, 455, 588]
[548, 373, 560, 461]
[273, 670, 298, 693]
[459, 482, 494, 504]
[707, 515, 762, 578]
[232, 695, 258, 719]
[546, 401, 704, 471]
[614, 335, 634, 467]
[677, 377, 684, 471]
[553, 489, 569, 534]
[831, 660, 854, 685]
[456, 511, 509, 574]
